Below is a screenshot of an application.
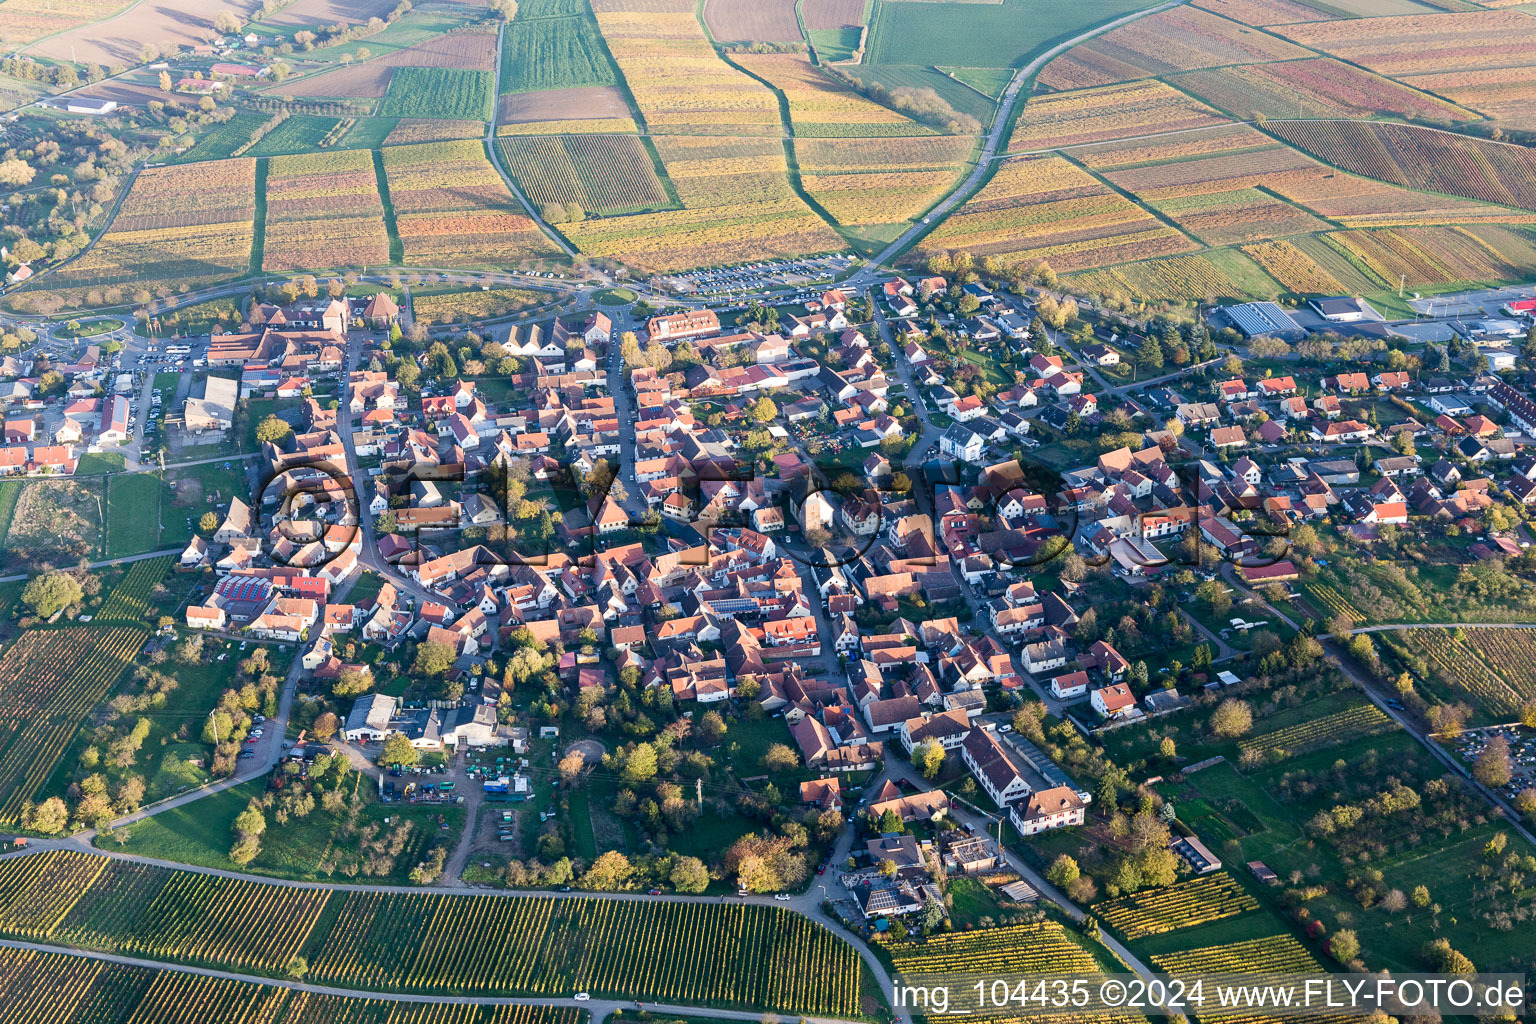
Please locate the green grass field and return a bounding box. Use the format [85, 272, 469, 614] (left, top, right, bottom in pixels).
[809, 27, 862, 62]
[306, 10, 476, 62]
[498, 13, 618, 93]
[174, 111, 269, 163]
[74, 452, 126, 475]
[940, 66, 1015, 98]
[113, 770, 462, 884]
[104, 473, 163, 558]
[844, 64, 997, 122]
[245, 115, 344, 157]
[865, 0, 1154, 68]
[380, 67, 494, 120]
[338, 117, 401, 148]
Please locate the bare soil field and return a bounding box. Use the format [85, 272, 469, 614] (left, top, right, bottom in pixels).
[27, 0, 265, 66]
[264, 0, 400, 26]
[703, 0, 802, 41]
[375, 28, 497, 69]
[802, 0, 865, 31]
[498, 85, 630, 122]
[274, 63, 394, 98]
[65, 78, 181, 107]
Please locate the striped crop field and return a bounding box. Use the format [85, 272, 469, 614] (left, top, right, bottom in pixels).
[497, 135, 670, 214]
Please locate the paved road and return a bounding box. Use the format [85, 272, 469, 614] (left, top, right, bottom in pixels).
[1325, 645, 1536, 852]
[0, 546, 180, 584]
[335, 336, 444, 609]
[0, 937, 868, 1024]
[845, 0, 1185, 284]
[879, 757, 1154, 977]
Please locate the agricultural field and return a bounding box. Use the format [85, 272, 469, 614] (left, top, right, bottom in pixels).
[914, 155, 1196, 271]
[176, 113, 278, 164]
[1037, 5, 1311, 89]
[1093, 873, 1260, 940]
[499, 11, 619, 94]
[244, 116, 346, 158]
[1276, 9, 1536, 77]
[798, 135, 974, 227]
[1067, 251, 1279, 304]
[1148, 188, 1329, 246]
[1168, 58, 1477, 123]
[1385, 628, 1536, 719]
[0, 627, 146, 825]
[497, 85, 636, 131]
[262, 150, 391, 272]
[703, 0, 801, 40]
[1323, 226, 1536, 290]
[1270, 121, 1536, 213]
[1151, 932, 1324, 973]
[96, 557, 174, 623]
[592, 3, 784, 136]
[1239, 239, 1350, 294]
[0, 0, 129, 45]
[497, 135, 671, 215]
[413, 287, 550, 325]
[307, 892, 866, 1014]
[731, 52, 933, 137]
[863, 0, 1153, 69]
[1083, 126, 1536, 242]
[0, 852, 328, 972]
[1405, 65, 1536, 129]
[0, 945, 592, 1024]
[1191, 0, 1338, 25]
[383, 119, 487, 145]
[1236, 700, 1393, 765]
[50, 161, 256, 290]
[562, 136, 844, 271]
[379, 67, 495, 121]
[885, 920, 1101, 975]
[381, 141, 562, 265]
[1008, 80, 1229, 152]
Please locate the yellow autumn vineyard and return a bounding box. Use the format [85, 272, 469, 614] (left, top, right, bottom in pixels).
[0, 851, 865, 1017]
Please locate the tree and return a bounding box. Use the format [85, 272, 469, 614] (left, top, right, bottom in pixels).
[1159, 736, 1177, 760]
[580, 850, 633, 890]
[761, 743, 799, 772]
[412, 641, 455, 678]
[1329, 929, 1361, 966]
[622, 743, 658, 784]
[198, 511, 219, 535]
[1210, 698, 1253, 739]
[22, 571, 82, 618]
[1046, 854, 1080, 888]
[914, 739, 945, 779]
[0, 158, 35, 188]
[214, 10, 242, 32]
[158, 70, 173, 93]
[229, 800, 266, 865]
[255, 415, 293, 445]
[23, 796, 68, 835]
[1474, 733, 1513, 788]
[670, 856, 710, 893]
[333, 666, 373, 696]
[751, 396, 777, 423]
[380, 733, 419, 767]
[699, 710, 727, 743]
[311, 712, 339, 741]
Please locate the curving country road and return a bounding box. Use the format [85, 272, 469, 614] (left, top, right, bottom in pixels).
[846, 0, 1186, 286]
